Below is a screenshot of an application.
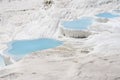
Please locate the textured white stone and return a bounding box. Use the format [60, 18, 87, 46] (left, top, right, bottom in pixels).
[60, 26, 91, 38]
[95, 17, 109, 23]
[0, 0, 120, 80]
[0, 53, 15, 66]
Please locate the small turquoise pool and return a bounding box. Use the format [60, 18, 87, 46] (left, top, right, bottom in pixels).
[6, 38, 62, 59]
[0, 57, 5, 67]
[96, 12, 120, 18]
[62, 17, 93, 30]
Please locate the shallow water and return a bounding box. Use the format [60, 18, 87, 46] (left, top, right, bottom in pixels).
[63, 17, 93, 30]
[6, 38, 62, 59]
[0, 57, 5, 67]
[96, 12, 120, 18]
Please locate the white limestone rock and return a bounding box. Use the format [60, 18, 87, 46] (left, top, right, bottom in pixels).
[60, 26, 91, 38]
[95, 17, 109, 23]
[0, 53, 15, 66]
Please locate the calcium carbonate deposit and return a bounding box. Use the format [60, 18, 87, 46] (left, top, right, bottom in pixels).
[0, 0, 120, 80]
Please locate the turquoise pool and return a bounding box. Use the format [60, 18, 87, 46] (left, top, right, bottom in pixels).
[62, 17, 93, 30]
[0, 57, 5, 67]
[96, 12, 120, 18]
[6, 38, 62, 59]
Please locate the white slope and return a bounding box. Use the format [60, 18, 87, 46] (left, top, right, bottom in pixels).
[0, 0, 120, 80]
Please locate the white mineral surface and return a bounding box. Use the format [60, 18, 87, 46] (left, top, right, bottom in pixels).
[0, 0, 120, 80]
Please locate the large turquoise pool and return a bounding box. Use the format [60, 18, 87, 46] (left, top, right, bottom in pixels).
[6, 38, 62, 59]
[62, 17, 93, 30]
[96, 12, 120, 18]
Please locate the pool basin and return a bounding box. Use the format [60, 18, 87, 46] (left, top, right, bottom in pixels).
[5, 38, 62, 59]
[96, 12, 120, 18]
